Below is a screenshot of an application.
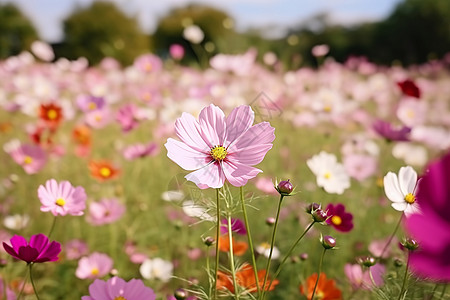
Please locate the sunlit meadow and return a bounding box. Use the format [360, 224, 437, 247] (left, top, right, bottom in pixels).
[0, 40, 450, 300]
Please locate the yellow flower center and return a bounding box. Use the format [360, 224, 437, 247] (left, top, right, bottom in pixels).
[404, 193, 416, 204]
[47, 109, 58, 120]
[324, 172, 332, 179]
[114, 297, 126, 300]
[88, 102, 97, 110]
[55, 198, 66, 206]
[323, 105, 332, 112]
[210, 146, 227, 161]
[91, 267, 99, 276]
[143, 93, 151, 102]
[331, 215, 342, 225]
[95, 115, 102, 122]
[260, 242, 271, 250]
[23, 156, 33, 164]
[407, 110, 415, 119]
[144, 62, 152, 72]
[100, 167, 111, 178]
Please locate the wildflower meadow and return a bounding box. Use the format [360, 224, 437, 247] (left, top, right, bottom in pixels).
[1, 39, 450, 300]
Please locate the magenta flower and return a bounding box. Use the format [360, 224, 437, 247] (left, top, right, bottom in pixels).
[86, 198, 125, 226]
[344, 263, 385, 290]
[220, 218, 247, 235]
[38, 179, 87, 216]
[3, 233, 61, 264]
[123, 142, 159, 161]
[116, 103, 139, 133]
[82, 276, 155, 300]
[169, 44, 185, 60]
[165, 104, 275, 189]
[9, 143, 47, 174]
[76, 252, 113, 279]
[373, 120, 411, 142]
[405, 151, 450, 282]
[326, 203, 354, 232]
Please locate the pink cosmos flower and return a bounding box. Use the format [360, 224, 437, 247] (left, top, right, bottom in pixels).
[65, 239, 89, 260]
[86, 198, 125, 226]
[344, 263, 385, 290]
[343, 154, 377, 182]
[76, 252, 113, 279]
[122, 142, 159, 161]
[169, 44, 185, 60]
[85, 108, 112, 129]
[38, 179, 87, 216]
[9, 143, 47, 174]
[76, 95, 105, 112]
[116, 104, 139, 133]
[254, 177, 278, 195]
[165, 105, 275, 189]
[82, 276, 155, 300]
[134, 54, 162, 73]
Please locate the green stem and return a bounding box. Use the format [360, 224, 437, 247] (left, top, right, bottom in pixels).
[311, 248, 327, 300]
[368, 267, 377, 287]
[266, 221, 315, 293]
[214, 188, 221, 300]
[397, 251, 410, 300]
[47, 216, 57, 239]
[439, 284, 447, 300]
[206, 244, 212, 299]
[227, 215, 240, 300]
[17, 265, 29, 300]
[29, 264, 41, 300]
[260, 195, 284, 300]
[239, 186, 260, 298]
[378, 213, 403, 260]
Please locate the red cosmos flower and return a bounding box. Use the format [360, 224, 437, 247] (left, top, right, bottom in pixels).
[397, 79, 421, 99]
[326, 203, 354, 232]
[88, 160, 120, 181]
[39, 103, 63, 129]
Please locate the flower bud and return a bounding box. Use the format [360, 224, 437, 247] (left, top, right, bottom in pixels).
[312, 208, 328, 223]
[401, 237, 419, 251]
[394, 258, 403, 268]
[277, 179, 293, 195]
[300, 253, 309, 261]
[305, 203, 321, 214]
[290, 256, 300, 264]
[321, 235, 337, 249]
[203, 236, 215, 247]
[357, 255, 376, 267]
[174, 288, 187, 300]
[266, 217, 276, 226]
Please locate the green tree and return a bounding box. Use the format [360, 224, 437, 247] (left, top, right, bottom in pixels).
[0, 3, 38, 59]
[61, 1, 149, 65]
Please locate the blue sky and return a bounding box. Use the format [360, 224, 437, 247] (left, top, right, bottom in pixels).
[1, 0, 403, 42]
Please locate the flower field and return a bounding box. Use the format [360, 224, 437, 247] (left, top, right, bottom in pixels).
[0, 46, 450, 300]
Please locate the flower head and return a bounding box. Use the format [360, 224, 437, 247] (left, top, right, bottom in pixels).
[86, 198, 125, 226]
[383, 166, 419, 217]
[140, 258, 173, 282]
[300, 273, 342, 300]
[82, 276, 156, 300]
[89, 160, 120, 181]
[307, 151, 350, 195]
[165, 105, 275, 189]
[65, 239, 89, 260]
[123, 142, 159, 161]
[9, 143, 47, 174]
[220, 218, 246, 235]
[76, 95, 105, 112]
[38, 179, 87, 216]
[76, 252, 113, 279]
[397, 79, 421, 98]
[134, 54, 162, 73]
[405, 151, 450, 281]
[39, 102, 63, 128]
[373, 120, 411, 142]
[169, 44, 185, 60]
[116, 103, 139, 133]
[3, 233, 61, 264]
[326, 203, 354, 232]
[344, 263, 385, 290]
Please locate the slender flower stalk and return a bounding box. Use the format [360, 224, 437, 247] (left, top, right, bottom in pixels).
[311, 248, 327, 300]
[47, 216, 57, 239]
[17, 267, 29, 300]
[214, 188, 221, 300]
[260, 195, 284, 300]
[29, 263, 41, 300]
[239, 186, 260, 297]
[267, 221, 315, 293]
[440, 284, 448, 300]
[227, 215, 240, 300]
[398, 252, 411, 300]
[206, 243, 212, 299]
[378, 213, 403, 260]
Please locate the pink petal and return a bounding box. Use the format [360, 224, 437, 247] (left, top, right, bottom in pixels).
[29, 234, 49, 253]
[228, 122, 275, 152]
[198, 104, 226, 147]
[175, 113, 210, 152]
[222, 160, 262, 187]
[225, 105, 254, 146]
[106, 277, 127, 298]
[228, 144, 273, 166]
[185, 162, 225, 189]
[88, 279, 109, 298]
[165, 138, 211, 170]
[10, 235, 28, 253]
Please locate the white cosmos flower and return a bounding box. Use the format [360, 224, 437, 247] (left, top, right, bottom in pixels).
[256, 243, 280, 259]
[183, 25, 204, 44]
[140, 258, 173, 282]
[161, 190, 184, 202]
[307, 151, 350, 195]
[182, 200, 214, 222]
[3, 214, 30, 230]
[383, 166, 420, 217]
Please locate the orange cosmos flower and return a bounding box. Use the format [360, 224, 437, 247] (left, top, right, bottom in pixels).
[73, 125, 92, 146]
[89, 160, 120, 181]
[300, 273, 342, 300]
[39, 103, 63, 128]
[216, 263, 279, 294]
[218, 235, 248, 256]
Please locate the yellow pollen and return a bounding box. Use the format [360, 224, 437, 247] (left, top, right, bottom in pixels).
[47, 109, 58, 120]
[331, 215, 342, 226]
[55, 198, 66, 206]
[23, 156, 33, 164]
[95, 115, 102, 122]
[91, 268, 99, 276]
[114, 297, 126, 300]
[100, 167, 111, 178]
[260, 242, 271, 249]
[144, 62, 152, 72]
[143, 93, 151, 101]
[324, 172, 332, 179]
[323, 105, 332, 112]
[88, 102, 97, 110]
[210, 146, 227, 161]
[407, 110, 415, 119]
[404, 193, 416, 204]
